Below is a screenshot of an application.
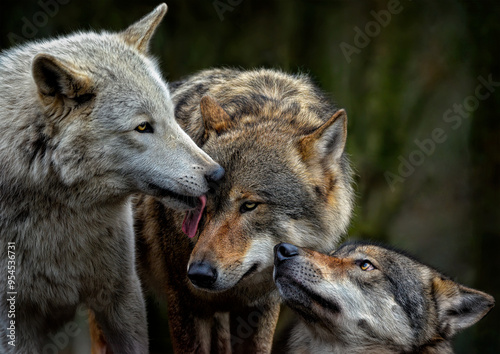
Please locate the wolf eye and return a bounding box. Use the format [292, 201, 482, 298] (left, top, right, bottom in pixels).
[240, 202, 258, 213]
[360, 260, 375, 271]
[135, 122, 154, 133]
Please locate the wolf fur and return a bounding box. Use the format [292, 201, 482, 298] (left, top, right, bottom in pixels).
[273, 241, 495, 354]
[0, 4, 223, 353]
[127, 68, 355, 352]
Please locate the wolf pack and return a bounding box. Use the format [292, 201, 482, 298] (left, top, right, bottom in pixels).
[0, 4, 494, 354]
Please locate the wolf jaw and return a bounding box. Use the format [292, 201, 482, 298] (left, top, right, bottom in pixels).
[182, 195, 207, 237]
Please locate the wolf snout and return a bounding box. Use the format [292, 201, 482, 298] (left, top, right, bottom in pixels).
[187, 261, 218, 289]
[274, 243, 300, 264]
[205, 164, 225, 183]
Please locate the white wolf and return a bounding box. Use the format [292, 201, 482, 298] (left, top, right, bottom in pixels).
[0, 4, 223, 353]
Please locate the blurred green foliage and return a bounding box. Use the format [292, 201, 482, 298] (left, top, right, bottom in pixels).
[1, 0, 498, 353]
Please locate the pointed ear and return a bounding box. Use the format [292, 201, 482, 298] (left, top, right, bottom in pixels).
[119, 3, 167, 53]
[299, 109, 347, 163]
[200, 95, 233, 134]
[433, 277, 494, 337]
[32, 54, 92, 99]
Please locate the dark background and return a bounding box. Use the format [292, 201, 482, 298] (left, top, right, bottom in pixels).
[1, 0, 498, 353]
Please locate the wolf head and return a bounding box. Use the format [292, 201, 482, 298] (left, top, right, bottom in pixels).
[178, 77, 354, 293]
[273, 242, 495, 352]
[1, 4, 222, 209]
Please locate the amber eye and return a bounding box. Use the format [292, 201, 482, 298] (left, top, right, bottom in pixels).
[360, 260, 375, 271]
[240, 202, 258, 213]
[135, 122, 154, 133]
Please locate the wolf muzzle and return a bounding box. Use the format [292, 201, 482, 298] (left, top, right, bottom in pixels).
[206, 165, 225, 183]
[274, 242, 300, 264]
[187, 261, 218, 289]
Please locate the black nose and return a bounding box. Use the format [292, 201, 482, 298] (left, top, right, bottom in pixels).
[274, 243, 300, 264]
[206, 165, 225, 183]
[187, 261, 218, 289]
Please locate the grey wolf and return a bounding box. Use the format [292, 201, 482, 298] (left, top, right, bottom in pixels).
[0, 4, 223, 353]
[126, 68, 354, 352]
[273, 241, 495, 354]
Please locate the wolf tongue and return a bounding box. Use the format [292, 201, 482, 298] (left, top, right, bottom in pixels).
[182, 195, 207, 238]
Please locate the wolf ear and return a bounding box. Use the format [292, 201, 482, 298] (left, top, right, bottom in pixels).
[433, 277, 494, 337]
[32, 54, 92, 99]
[200, 95, 233, 134]
[120, 3, 167, 54]
[299, 109, 347, 164]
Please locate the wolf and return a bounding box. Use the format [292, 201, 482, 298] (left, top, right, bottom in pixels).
[0, 4, 224, 353]
[273, 241, 495, 354]
[114, 68, 355, 353]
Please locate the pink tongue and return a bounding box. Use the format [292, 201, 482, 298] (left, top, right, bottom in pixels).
[182, 195, 207, 238]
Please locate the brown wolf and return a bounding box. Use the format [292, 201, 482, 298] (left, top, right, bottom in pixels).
[0, 4, 224, 353]
[273, 241, 495, 354]
[121, 68, 355, 353]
